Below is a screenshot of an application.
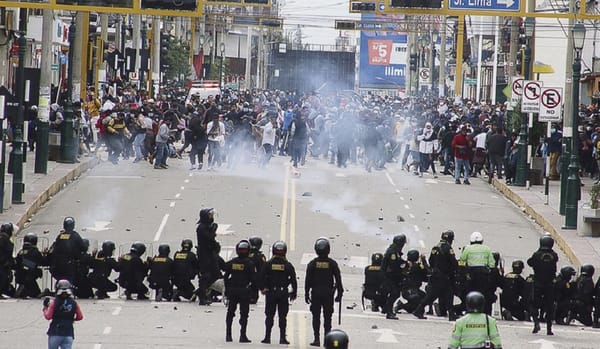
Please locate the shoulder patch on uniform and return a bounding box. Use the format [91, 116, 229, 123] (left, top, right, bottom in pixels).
[271, 264, 285, 271]
[59, 234, 70, 240]
[316, 261, 330, 269]
[154, 257, 167, 262]
[391, 254, 397, 260]
[232, 263, 245, 271]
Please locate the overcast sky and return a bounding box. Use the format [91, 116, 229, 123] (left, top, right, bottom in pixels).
[279, 0, 359, 46]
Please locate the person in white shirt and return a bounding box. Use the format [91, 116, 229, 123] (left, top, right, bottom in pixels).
[206, 115, 226, 170]
[259, 116, 277, 167]
[472, 127, 489, 177]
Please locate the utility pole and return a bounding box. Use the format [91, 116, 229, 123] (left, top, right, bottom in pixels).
[132, 15, 140, 91]
[59, 17, 76, 164]
[152, 17, 160, 97]
[438, 16, 447, 98]
[245, 28, 252, 90]
[35, 9, 52, 174]
[11, 12, 27, 204]
[72, 12, 85, 103]
[99, 13, 108, 90]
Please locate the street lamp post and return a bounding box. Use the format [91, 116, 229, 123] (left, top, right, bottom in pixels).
[514, 18, 535, 186]
[564, 22, 586, 229]
[60, 18, 76, 164]
[199, 35, 205, 79]
[140, 22, 147, 91]
[219, 42, 225, 88]
[11, 32, 27, 203]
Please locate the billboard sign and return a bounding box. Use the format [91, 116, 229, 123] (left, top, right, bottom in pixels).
[359, 31, 407, 89]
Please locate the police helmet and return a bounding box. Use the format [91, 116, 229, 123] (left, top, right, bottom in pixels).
[560, 265, 576, 280]
[581, 264, 595, 277]
[272, 241, 287, 256]
[197, 208, 215, 224]
[393, 234, 407, 247]
[314, 238, 331, 257]
[55, 279, 73, 296]
[236, 240, 251, 257]
[441, 230, 455, 243]
[63, 217, 76, 232]
[407, 249, 420, 262]
[82, 238, 90, 252]
[371, 253, 383, 266]
[101, 240, 116, 256]
[130, 241, 147, 256]
[249, 236, 263, 251]
[470, 231, 483, 244]
[181, 239, 193, 251]
[23, 232, 38, 247]
[158, 244, 171, 256]
[465, 291, 486, 313]
[323, 329, 349, 349]
[539, 235, 554, 249]
[0, 223, 14, 237]
[511, 260, 524, 274]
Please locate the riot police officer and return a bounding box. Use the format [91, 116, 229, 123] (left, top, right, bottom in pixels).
[259, 241, 297, 345]
[89, 240, 119, 299]
[196, 208, 220, 305]
[413, 230, 457, 320]
[47, 217, 86, 283]
[572, 264, 595, 326]
[118, 242, 149, 300]
[324, 329, 349, 349]
[381, 234, 407, 320]
[555, 266, 576, 325]
[448, 291, 503, 349]
[362, 253, 385, 312]
[459, 231, 495, 309]
[148, 244, 174, 301]
[73, 238, 94, 299]
[305, 238, 343, 347]
[172, 239, 199, 301]
[527, 234, 558, 335]
[14, 232, 46, 298]
[224, 240, 256, 343]
[249, 236, 266, 304]
[0, 223, 15, 298]
[500, 260, 527, 321]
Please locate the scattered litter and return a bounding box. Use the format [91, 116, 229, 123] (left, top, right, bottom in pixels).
[173, 306, 178, 310]
[355, 243, 361, 247]
[346, 303, 358, 310]
[155, 325, 163, 329]
[155, 206, 158, 208]
[182, 329, 187, 333]
[43, 230, 49, 234]
[518, 236, 522, 239]
[76, 200, 81, 203]
[154, 305, 158, 309]
[425, 211, 430, 215]
[302, 192, 312, 197]
[26, 219, 32, 223]
[246, 222, 251, 225]
[125, 228, 131, 232]
[371, 325, 378, 329]
[276, 214, 281, 217]
[81, 228, 87, 232]
[204, 310, 212, 313]
[397, 215, 405, 222]
[181, 218, 186, 222]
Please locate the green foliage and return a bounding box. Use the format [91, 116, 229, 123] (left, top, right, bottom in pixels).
[163, 41, 190, 81]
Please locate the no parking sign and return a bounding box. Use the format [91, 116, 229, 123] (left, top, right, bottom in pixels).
[539, 87, 563, 122]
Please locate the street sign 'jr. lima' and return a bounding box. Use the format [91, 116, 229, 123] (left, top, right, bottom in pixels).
[449, 0, 519, 11]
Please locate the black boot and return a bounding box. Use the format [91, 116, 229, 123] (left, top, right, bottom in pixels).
[532, 320, 541, 334]
[546, 321, 554, 336]
[261, 327, 272, 344]
[279, 328, 290, 345]
[226, 320, 233, 342]
[240, 325, 251, 343]
[310, 332, 320, 347]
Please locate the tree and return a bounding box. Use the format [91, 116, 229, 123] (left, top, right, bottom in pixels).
[164, 41, 190, 81]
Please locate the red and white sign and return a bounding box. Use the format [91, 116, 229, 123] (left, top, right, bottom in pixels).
[539, 87, 563, 122]
[368, 40, 392, 65]
[510, 76, 523, 105]
[521, 80, 543, 113]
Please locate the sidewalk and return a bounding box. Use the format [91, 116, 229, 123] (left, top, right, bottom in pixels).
[0, 151, 99, 232]
[492, 175, 600, 267]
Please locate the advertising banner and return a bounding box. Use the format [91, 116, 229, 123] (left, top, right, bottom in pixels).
[359, 31, 407, 89]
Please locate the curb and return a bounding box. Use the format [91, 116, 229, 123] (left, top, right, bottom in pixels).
[16, 157, 101, 232]
[491, 178, 581, 266]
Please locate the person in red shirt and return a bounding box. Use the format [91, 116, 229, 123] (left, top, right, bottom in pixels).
[451, 125, 472, 185]
[43, 279, 84, 349]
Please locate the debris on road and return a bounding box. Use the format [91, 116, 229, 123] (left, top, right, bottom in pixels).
[397, 215, 405, 222]
[302, 192, 312, 197]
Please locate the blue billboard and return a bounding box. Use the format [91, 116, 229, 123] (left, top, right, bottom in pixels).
[359, 31, 408, 89]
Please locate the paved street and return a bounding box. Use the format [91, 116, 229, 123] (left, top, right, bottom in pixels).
[2, 154, 600, 348]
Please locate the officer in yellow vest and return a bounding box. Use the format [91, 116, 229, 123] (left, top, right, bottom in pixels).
[459, 232, 495, 307]
[448, 291, 503, 349]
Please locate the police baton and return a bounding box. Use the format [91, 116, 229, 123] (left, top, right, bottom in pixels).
[338, 298, 342, 325]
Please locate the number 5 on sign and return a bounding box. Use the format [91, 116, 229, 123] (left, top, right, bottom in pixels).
[378, 44, 388, 57]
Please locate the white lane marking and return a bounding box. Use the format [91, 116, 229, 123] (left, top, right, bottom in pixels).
[175, 193, 181, 199]
[409, 213, 415, 219]
[103, 326, 112, 335]
[301, 253, 317, 265]
[180, 186, 185, 190]
[413, 225, 420, 232]
[184, 179, 190, 183]
[491, 195, 498, 199]
[399, 196, 405, 201]
[335, 173, 346, 177]
[425, 179, 438, 184]
[169, 202, 175, 208]
[404, 204, 410, 209]
[87, 175, 142, 179]
[344, 256, 369, 269]
[419, 240, 425, 248]
[188, 173, 193, 177]
[111, 306, 122, 316]
[385, 171, 396, 186]
[395, 189, 400, 193]
[153, 214, 170, 241]
[93, 344, 102, 349]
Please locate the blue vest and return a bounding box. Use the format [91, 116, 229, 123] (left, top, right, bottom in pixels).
[47, 297, 77, 337]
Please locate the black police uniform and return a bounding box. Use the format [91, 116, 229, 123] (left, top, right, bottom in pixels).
[89, 250, 119, 299]
[363, 262, 385, 312]
[500, 271, 527, 320]
[0, 228, 14, 296]
[527, 241, 558, 334]
[259, 254, 297, 344]
[118, 251, 149, 300]
[249, 248, 266, 304]
[381, 243, 407, 319]
[74, 248, 94, 299]
[14, 244, 46, 298]
[172, 249, 199, 300]
[572, 272, 595, 326]
[148, 254, 174, 301]
[196, 209, 220, 305]
[48, 230, 86, 283]
[305, 256, 343, 345]
[414, 238, 457, 319]
[224, 251, 256, 342]
[554, 271, 575, 325]
[402, 254, 428, 314]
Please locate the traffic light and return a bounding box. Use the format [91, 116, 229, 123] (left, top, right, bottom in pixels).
[160, 32, 170, 70]
[516, 48, 524, 76]
[409, 53, 418, 72]
[391, 0, 442, 9]
[141, 0, 197, 11]
[335, 20, 357, 30]
[350, 1, 376, 12]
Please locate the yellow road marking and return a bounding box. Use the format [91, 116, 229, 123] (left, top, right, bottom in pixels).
[280, 164, 290, 242]
[290, 176, 297, 251]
